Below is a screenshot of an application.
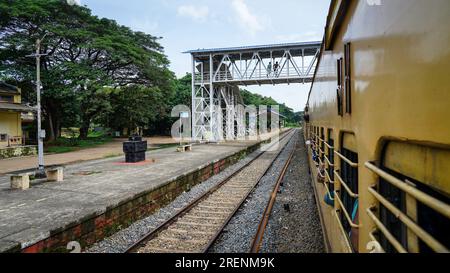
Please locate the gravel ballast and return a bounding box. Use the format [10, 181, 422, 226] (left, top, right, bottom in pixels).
[209, 129, 324, 253]
[86, 129, 322, 253]
[208, 130, 299, 253]
[86, 133, 291, 253]
[259, 130, 325, 253]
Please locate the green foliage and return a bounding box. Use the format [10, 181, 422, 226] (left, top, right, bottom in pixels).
[45, 146, 76, 154]
[101, 85, 166, 133]
[172, 73, 192, 107]
[240, 88, 302, 125]
[45, 134, 112, 154]
[0, 0, 175, 139]
[0, 1, 300, 138]
[145, 73, 191, 135]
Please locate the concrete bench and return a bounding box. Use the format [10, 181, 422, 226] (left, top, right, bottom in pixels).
[9, 166, 64, 190]
[176, 144, 192, 152]
[45, 166, 64, 182]
[10, 171, 34, 190]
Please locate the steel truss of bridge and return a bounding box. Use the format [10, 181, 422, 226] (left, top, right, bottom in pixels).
[185, 41, 321, 142]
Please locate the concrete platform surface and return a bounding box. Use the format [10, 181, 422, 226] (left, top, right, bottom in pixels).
[0, 139, 269, 252]
[0, 136, 178, 175]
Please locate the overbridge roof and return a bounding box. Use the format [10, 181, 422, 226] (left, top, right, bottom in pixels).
[184, 41, 321, 56]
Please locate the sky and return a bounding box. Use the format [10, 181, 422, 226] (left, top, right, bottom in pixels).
[79, 0, 330, 111]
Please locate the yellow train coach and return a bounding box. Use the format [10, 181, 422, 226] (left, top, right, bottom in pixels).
[303, 0, 450, 253]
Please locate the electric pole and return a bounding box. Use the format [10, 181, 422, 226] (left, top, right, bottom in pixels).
[27, 34, 48, 175]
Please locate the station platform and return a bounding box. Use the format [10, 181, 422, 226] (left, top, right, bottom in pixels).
[0, 135, 277, 252]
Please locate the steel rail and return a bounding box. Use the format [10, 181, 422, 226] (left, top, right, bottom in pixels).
[202, 130, 297, 252]
[125, 129, 294, 253]
[249, 136, 297, 253]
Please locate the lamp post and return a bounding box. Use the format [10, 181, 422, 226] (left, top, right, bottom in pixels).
[179, 111, 189, 146]
[27, 33, 48, 175]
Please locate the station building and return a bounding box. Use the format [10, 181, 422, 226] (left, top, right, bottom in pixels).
[0, 82, 36, 158]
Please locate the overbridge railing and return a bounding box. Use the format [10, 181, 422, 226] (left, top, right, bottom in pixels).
[194, 66, 315, 84]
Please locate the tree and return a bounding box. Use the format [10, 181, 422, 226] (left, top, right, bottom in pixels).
[101, 85, 167, 135]
[0, 0, 175, 139]
[240, 88, 300, 125]
[172, 73, 192, 108]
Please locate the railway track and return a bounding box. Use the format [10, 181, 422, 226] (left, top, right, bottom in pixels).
[126, 129, 296, 253]
[249, 134, 297, 253]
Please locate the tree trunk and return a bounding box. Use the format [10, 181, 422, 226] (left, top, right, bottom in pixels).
[55, 120, 61, 139]
[46, 110, 56, 142]
[79, 119, 90, 139]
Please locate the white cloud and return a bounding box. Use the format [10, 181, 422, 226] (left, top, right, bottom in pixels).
[66, 0, 81, 5]
[177, 5, 209, 22]
[231, 0, 264, 35]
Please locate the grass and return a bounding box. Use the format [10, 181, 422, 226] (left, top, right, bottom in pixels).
[45, 146, 77, 154]
[45, 128, 176, 155]
[284, 122, 301, 128]
[45, 134, 113, 154]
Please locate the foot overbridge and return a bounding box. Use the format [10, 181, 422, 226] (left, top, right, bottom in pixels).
[185, 41, 321, 142]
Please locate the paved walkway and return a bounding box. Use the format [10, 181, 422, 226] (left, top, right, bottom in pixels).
[0, 136, 177, 174]
[0, 129, 287, 252]
[0, 139, 264, 252]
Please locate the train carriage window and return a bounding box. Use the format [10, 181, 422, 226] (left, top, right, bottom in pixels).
[327, 129, 334, 193]
[378, 169, 407, 252]
[336, 58, 343, 116]
[344, 43, 351, 114]
[312, 126, 315, 143]
[320, 127, 325, 162]
[337, 133, 358, 251]
[314, 126, 319, 163]
[378, 141, 450, 253]
[340, 148, 358, 232]
[314, 127, 318, 151]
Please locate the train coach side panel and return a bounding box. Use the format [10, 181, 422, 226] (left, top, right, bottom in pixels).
[307, 0, 450, 253]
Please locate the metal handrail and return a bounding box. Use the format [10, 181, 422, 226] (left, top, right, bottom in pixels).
[197, 66, 316, 83]
[334, 191, 360, 228]
[324, 155, 334, 167]
[324, 180, 334, 200]
[334, 170, 358, 198]
[368, 229, 386, 253]
[318, 157, 323, 166]
[334, 151, 358, 167]
[365, 162, 450, 219]
[333, 210, 353, 252]
[324, 141, 334, 149]
[317, 167, 325, 180]
[368, 187, 449, 253]
[366, 208, 406, 253]
[325, 169, 334, 184]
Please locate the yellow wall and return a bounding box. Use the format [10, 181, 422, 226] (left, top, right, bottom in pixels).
[14, 93, 21, 104]
[307, 0, 450, 252]
[0, 112, 22, 147]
